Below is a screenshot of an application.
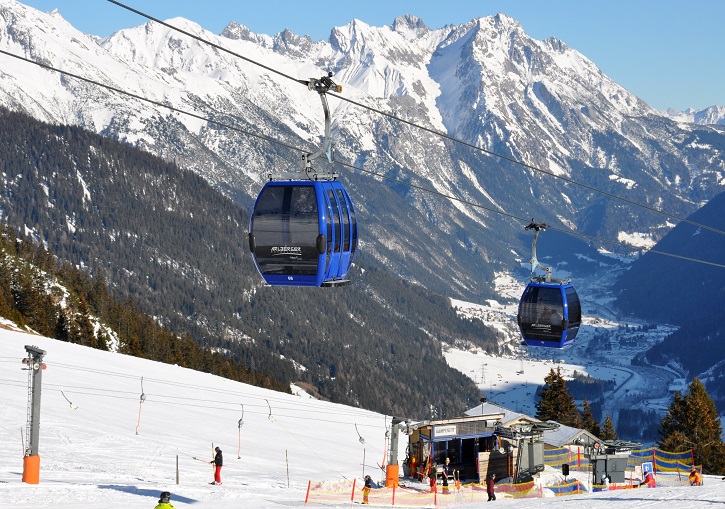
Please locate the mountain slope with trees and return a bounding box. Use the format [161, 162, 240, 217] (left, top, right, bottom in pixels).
[0, 106, 497, 419]
[615, 190, 725, 408]
[3, 2, 725, 306]
[0, 223, 286, 391]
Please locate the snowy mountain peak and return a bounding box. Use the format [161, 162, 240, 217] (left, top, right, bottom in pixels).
[663, 105, 725, 125]
[1, 0, 83, 48]
[1, 0, 724, 307]
[221, 20, 252, 40]
[391, 14, 429, 39]
[221, 21, 275, 49]
[489, 12, 524, 31]
[329, 18, 376, 54]
[271, 28, 318, 59]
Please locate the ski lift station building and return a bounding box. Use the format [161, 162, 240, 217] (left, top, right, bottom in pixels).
[406, 401, 603, 484]
[406, 402, 543, 483]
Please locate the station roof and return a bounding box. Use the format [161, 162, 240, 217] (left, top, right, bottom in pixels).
[463, 401, 539, 427]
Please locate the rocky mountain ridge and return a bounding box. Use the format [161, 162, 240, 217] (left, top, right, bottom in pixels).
[1, 1, 724, 303]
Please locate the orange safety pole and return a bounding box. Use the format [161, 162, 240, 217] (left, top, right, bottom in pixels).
[577, 447, 581, 470]
[135, 402, 143, 434]
[135, 377, 145, 435]
[305, 480, 311, 504]
[652, 447, 657, 473]
[386, 464, 399, 488]
[351, 478, 356, 502]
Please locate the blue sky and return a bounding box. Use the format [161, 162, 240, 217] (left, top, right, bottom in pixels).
[20, 0, 725, 111]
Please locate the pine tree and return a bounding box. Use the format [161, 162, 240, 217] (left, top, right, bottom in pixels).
[658, 378, 725, 474]
[580, 399, 602, 437]
[535, 367, 579, 427]
[601, 414, 618, 441]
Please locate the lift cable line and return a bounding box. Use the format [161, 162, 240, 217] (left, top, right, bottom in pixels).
[1, 49, 723, 269]
[107, 0, 725, 238]
[0, 50, 304, 158]
[0, 379, 388, 430]
[335, 160, 725, 269]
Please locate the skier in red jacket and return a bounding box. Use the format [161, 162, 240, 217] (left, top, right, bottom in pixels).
[640, 471, 655, 488]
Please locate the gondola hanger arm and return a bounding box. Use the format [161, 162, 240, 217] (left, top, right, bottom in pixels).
[268, 72, 342, 181]
[303, 73, 341, 168]
[525, 220, 552, 281]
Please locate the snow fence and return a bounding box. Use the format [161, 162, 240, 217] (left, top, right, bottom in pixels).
[306, 478, 553, 506]
[545, 445, 695, 474]
[305, 449, 697, 506]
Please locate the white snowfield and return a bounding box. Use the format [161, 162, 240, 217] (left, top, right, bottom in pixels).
[1, 326, 724, 508]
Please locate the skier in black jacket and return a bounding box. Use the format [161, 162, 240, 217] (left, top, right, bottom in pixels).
[210, 447, 223, 485]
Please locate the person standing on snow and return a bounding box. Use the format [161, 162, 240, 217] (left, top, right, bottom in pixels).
[209, 447, 223, 485]
[486, 472, 496, 501]
[362, 474, 374, 504]
[429, 462, 438, 492]
[442, 458, 453, 494]
[601, 473, 610, 490]
[154, 491, 176, 509]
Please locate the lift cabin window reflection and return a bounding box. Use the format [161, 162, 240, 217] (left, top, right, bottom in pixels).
[565, 286, 581, 331]
[252, 185, 319, 276]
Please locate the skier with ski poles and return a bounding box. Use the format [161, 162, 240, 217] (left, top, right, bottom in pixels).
[210, 447, 223, 485]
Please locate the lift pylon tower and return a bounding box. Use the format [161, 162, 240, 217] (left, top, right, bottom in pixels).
[22, 345, 46, 484]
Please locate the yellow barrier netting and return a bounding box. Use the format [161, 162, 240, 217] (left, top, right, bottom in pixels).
[306, 479, 539, 506]
[546, 446, 694, 474]
[306, 450, 700, 506]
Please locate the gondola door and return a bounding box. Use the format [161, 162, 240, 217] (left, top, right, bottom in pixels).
[323, 186, 343, 280]
[336, 186, 356, 276]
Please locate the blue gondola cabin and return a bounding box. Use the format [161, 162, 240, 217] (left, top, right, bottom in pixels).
[517, 281, 581, 348]
[249, 180, 357, 287]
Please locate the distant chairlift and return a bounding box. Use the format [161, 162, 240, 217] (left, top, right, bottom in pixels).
[248, 73, 357, 287]
[517, 221, 581, 348]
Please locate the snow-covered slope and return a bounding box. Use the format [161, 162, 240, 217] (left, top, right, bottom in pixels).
[2, 326, 725, 508]
[0, 324, 391, 508]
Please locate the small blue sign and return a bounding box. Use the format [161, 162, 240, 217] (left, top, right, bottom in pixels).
[641, 462, 653, 475]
